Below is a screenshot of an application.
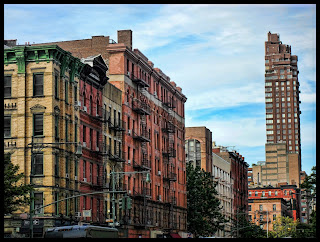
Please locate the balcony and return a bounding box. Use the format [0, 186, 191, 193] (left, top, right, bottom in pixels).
[91, 142, 108, 156]
[132, 128, 150, 143]
[163, 172, 177, 182]
[162, 147, 176, 158]
[132, 98, 151, 115]
[129, 73, 150, 88]
[133, 154, 151, 170]
[132, 187, 151, 199]
[163, 98, 176, 109]
[96, 105, 110, 123]
[108, 149, 126, 163]
[108, 119, 126, 132]
[90, 176, 104, 190]
[161, 121, 175, 133]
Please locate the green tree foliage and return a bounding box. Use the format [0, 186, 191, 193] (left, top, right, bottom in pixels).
[231, 211, 266, 238]
[186, 162, 226, 237]
[268, 216, 299, 238]
[4, 153, 34, 215]
[301, 166, 316, 197]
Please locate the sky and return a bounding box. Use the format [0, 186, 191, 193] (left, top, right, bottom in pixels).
[4, 4, 316, 175]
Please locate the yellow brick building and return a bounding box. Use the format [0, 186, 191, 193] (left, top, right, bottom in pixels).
[4, 45, 85, 237]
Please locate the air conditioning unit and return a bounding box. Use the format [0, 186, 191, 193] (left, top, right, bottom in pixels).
[76, 101, 81, 107]
[75, 176, 78, 181]
[127, 71, 131, 77]
[83, 142, 86, 147]
[83, 178, 87, 182]
[158, 171, 161, 176]
[75, 212, 81, 217]
[66, 173, 69, 178]
[83, 106, 87, 112]
[154, 91, 157, 96]
[96, 147, 100, 152]
[158, 195, 162, 201]
[155, 222, 158, 227]
[128, 190, 131, 195]
[128, 160, 131, 164]
[128, 129, 131, 135]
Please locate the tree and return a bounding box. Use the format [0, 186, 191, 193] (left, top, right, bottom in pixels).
[186, 162, 226, 237]
[268, 216, 299, 238]
[231, 211, 266, 238]
[4, 153, 34, 215]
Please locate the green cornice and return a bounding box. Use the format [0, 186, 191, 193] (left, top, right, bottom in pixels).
[4, 45, 85, 79]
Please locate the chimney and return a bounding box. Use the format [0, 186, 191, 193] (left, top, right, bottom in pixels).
[117, 30, 132, 50]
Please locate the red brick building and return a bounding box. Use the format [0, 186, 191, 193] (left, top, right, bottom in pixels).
[248, 184, 301, 225]
[78, 55, 109, 223]
[34, 30, 188, 238]
[212, 146, 249, 220]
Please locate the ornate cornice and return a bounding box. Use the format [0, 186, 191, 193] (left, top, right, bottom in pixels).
[4, 45, 85, 80]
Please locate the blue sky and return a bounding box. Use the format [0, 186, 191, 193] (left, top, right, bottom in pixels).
[4, 4, 316, 175]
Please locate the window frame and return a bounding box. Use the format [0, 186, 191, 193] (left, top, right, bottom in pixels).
[33, 73, 44, 97]
[4, 75, 12, 98]
[33, 113, 44, 137]
[4, 115, 11, 138]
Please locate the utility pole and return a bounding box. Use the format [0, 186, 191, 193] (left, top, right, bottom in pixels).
[111, 166, 116, 228]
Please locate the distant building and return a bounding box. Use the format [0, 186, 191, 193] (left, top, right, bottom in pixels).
[212, 144, 249, 225]
[212, 151, 233, 237]
[263, 32, 302, 187]
[185, 126, 213, 173]
[248, 184, 301, 231]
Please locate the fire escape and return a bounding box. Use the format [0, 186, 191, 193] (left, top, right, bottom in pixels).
[129, 72, 153, 229]
[161, 96, 177, 231]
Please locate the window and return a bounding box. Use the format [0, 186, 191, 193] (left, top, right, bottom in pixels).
[54, 192, 59, 215]
[273, 204, 276, 211]
[83, 160, 86, 179]
[262, 191, 265, 197]
[259, 205, 263, 211]
[255, 191, 258, 197]
[65, 156, 69, 176]
[275, 191, 278, 196]
[4, 116, 11, 138]
[268, 191, 271, 196]
[33, 73, 44, 96]
[54, 75, 59, 99]
[83, 125, 86, 143]
[65, 80, 69, 103]
[33, 152, 43, 175]
[4, 75, 12, 98]
[34, 192, 44, 214]
[65, 118, 69, 142]
[55, 115, 59, 141]
[248, 205, 251, 211]
[33, 114, 43, 136]
[54, 154, 59, 177]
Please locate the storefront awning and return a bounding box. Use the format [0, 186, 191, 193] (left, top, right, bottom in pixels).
[170, 233, 182, 238]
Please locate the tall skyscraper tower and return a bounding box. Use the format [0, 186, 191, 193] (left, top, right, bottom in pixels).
[263, 32, 302, 187]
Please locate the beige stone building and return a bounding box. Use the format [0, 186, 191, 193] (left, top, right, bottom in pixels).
[212, 151, 233, 237]
[4, 44, 84, 237]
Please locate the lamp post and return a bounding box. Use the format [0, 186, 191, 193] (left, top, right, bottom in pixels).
[28, 137, 82, 238]
[109, 170, 151, 228]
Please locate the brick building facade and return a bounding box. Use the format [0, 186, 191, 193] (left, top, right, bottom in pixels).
[33, 30, 188, 238]
[248, 184, 301, 231]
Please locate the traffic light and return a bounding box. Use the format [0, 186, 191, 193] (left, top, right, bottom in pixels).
[126, 197, 132, 210]
[146, 173, 151, 183]
[121, 197, 126, 211]
[119, 197, 123, 210]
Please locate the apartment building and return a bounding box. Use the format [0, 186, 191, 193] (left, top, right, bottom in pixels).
[264, 32, 302, 187]
[185, 126, 213, 173]
[212, 151, 233, 237]
[4, 44, 85, 237]
[212, 145, 249, 221]
[248, 184, 301, 231]
[33, 30, 188, 238]
[77, 54, 109, 224]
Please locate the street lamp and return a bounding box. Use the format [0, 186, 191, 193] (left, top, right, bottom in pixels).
[110, 169, 151, 228]
[28, 136, 82, 238]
